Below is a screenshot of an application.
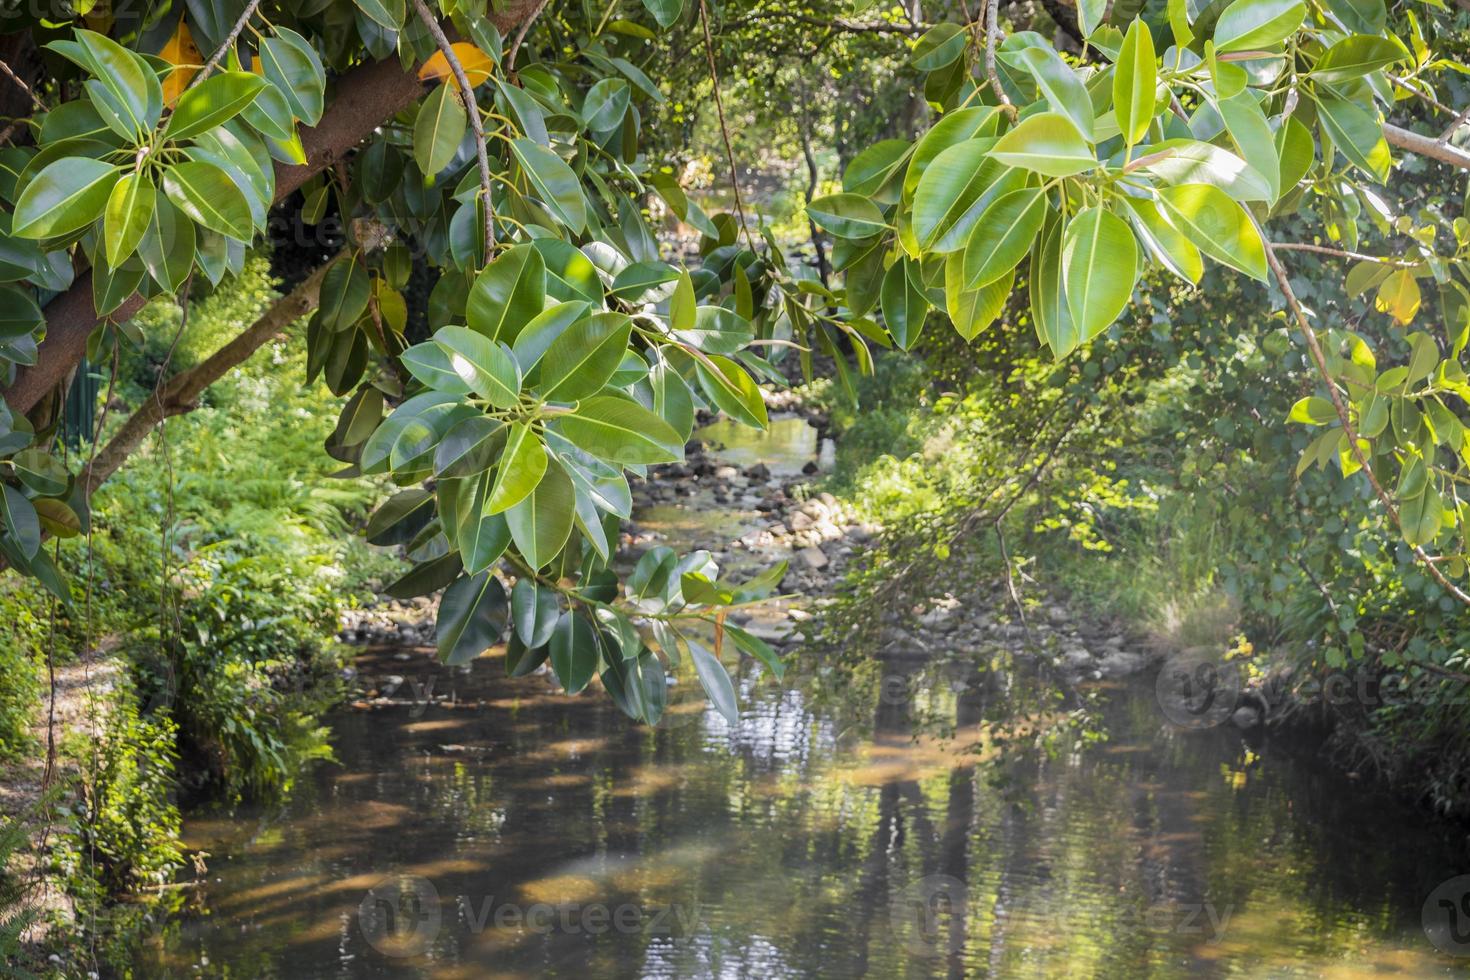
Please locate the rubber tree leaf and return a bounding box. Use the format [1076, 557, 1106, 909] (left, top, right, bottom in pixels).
[1062, 206, 1139, 341]
[507, 458, 575, 568]
[437, 571, 508, 665]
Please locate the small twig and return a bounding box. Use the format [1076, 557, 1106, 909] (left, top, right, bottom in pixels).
[995, 524, 1035, 644]
[1260, 224, 1470, 610]
[1440, 103, 1470, 144]
[985, 0, 1016, 118]
[1271, 241, 1421, 268]
[0, 56, 44, 111]
[1386, 74, 1454, 118]
[410, 0, 497, 254]
[698, 0, 757, 252]
[191, 0, 264, 89]
[507, 0, 552, 75]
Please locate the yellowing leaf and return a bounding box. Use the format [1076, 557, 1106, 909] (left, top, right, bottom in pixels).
[1375, 269, 1421, 325]
[418, 43, 495, 90]
[159, 16, 203, 107]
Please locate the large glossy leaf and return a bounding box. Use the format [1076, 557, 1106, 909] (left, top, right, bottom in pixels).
[103, 172, 154, 266]
[583, 78, 631, 133]
[321, 253, 370, 331]
[881, 257, 929, 350]
[642, 0, 684, 27]
[844, 139, 911, 203]
[1016, 46, 1094, 139]
[911, 139, 1017, 252]
[76, 30, 159, 138]
[537, 312, 632, 401]
[989, 112, 1096, 177]
[486, 423, 547, 513]
[1218, 93, 1280, 202]
[0, 484, 40, 561]
[805, 193, 888, 239]
[1115, 18, 1156, 146]
[138, 196, 196, 293]
[0, 286, 42, 342]
[511, 138, 587, 234]
[163, 71, 267, 142]
[1212, 0, 1305, 52]
[1315, 95, 1390, 182]
[1119, 195, 1203, 284]
[550, 612, 599, 694]
[467, 244, 546, 342]
[962, 187, 1047, 288]
[414, 82, 467, 179]
[1062, 206, 1139, 341]
[258, 28, 326, 125]
[507, 459, 575, 568]
[556, 395, 684, 464]
[1140, 139, 1272, 202]
[458, 470, 514, 573]
[434, 325, 522, 408]
[11, 158, 118, 239]
[944, 253, 1010, 341]
[435, 416, 506, 477]
[694, 354, 768, 429]
[354, 0, 406, 30]
[162, 160, 254, 240]
[511, 577, 560, 648]
[437, 571, 508, 665]
[1155, 183, 1267, 281]
[1312, 35, 1409, 82]
[672, 306, 754, 354]
[688, 639, 739, 724]
[1031, 213, 1081, 357]
[904, 106, 1000, 197]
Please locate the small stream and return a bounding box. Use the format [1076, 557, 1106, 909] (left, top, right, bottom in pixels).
[134, 422, 1470, 978]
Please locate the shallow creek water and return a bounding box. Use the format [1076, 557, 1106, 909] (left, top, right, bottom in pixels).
[134, 422, 1470, 978]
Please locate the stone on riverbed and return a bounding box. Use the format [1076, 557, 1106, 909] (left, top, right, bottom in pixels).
[798, 546, 829, 570]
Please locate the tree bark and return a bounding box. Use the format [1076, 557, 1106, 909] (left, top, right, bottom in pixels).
[3, 1, 543, 418]
[81, 254, 339, 494]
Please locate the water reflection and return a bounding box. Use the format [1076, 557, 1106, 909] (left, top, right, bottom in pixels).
[137, 639, 1470, 978]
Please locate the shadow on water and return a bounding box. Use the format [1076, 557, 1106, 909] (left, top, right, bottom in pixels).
[133, 418, 1470, 977]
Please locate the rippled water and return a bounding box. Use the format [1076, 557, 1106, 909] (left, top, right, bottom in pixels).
[132, 425, 1470, 978]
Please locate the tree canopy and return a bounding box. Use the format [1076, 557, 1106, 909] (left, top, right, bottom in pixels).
[1, 0, 1469, 720]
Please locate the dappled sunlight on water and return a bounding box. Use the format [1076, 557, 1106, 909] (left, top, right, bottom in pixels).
[139, 636, 1470, 978]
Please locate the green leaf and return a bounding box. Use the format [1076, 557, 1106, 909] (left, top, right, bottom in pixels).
[1062, 207, 1138, 341]
[1312, 35, 1409, 82]
[688, 639, 738, 724]
[161, 160, 254, 240]
[0, 286, 42, 342]
[1031, 213, 1081, 357]
[137, 196, 195, 294]
[1288, 395, 1338, 424]
[911, 23, 967, 71]
[486, 423, 547, 514]
[435, 326, 521, 408]
[414, 82, 466, 179]
[912, 139, 1022, 252]
[512, 577, 560, 648]
[512, 301, 590, 375]
[0, 484, 40, 560]
[672, 306, 754, 355]
[510, 138, 587, 234]
[103, 172, 154, 267]
[962, 186, 1048, 288]
[435, 416, 506, 478]
[556, 395, 685, 464]
[537, 312, 633, 401]
[507, 458, 575, 568]
[365, 489, 434, 545]
[1155, 184, 1267, 281]
[1079, 0, 1107, 35]
[669, 271, 696, 332]
[402, 341, 472, 394]
[163, 71, 267, 142]
[1017, 46, 1094, 140]
[805, 193, 888, 239]
[583, 78, 631, 133]
[13, 448, 68, 497]
[844, 139, 911, 202]
[642, 0, 684, 28]
[1315, 96, 1390, 182]
[944, 253, 1010, 341]
[76, 30, 158, 138]
[437, 571, 508, 665]
[386, 554, 463, 600]
[1399, 481, 1442, 548]
[1119, 195, 1203, 284]
[989, 112, 1096, 177]
[694, 354, 768, 429]
[904, 106, 1000, 198]
[881, 257, 930, 350]
[1218, 92, 1280, 203]
[1212, 0, 1304, 52]
[458, 470, 514, 573]
[1115, 18, 1156, 147]
[11, 158, 118, 239]
[321, 254, 371, 331]
[258, 28, 326, 126]
[354, 0, 406, 30]
[550, 613, 598, 694]
[1139, 139, 1272, 202]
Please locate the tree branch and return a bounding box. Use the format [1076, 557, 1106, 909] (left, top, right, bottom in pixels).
[410, 0, 496, 254]
[192, 0, 264, 89]
[985, 0, 1017, 118]
[81, 254, 340, 493]
[1260, 225, 1470, 609]
[1384, 122, 1470, 171]
[3, 0, 544, 420]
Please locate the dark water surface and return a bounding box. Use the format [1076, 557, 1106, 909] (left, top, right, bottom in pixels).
[133, 422, 1470, 978]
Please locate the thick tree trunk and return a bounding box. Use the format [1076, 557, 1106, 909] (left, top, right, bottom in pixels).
[3, 1, 543, 418]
